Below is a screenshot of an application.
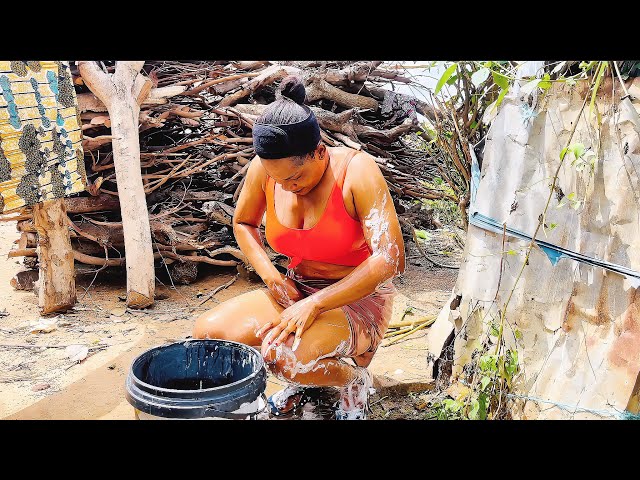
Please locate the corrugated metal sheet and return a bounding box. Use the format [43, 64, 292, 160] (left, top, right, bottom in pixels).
[438, 77, 640, 419]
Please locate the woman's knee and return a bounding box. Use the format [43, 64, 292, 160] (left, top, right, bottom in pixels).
[193, 291, 278, 343]
[193, 307, 230, 340]
[262, 335, 325, 382]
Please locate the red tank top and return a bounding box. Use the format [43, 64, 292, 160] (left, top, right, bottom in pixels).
[265, 150, 371, 269]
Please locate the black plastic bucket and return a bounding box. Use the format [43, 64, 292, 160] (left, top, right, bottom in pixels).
[125, 339, 267, 420]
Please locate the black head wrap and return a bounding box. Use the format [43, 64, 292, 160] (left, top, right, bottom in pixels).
[252, 77, 321, 159]
[253, 110, 321, 159]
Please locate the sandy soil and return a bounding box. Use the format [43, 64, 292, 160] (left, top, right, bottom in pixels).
[0, 220, 460, 420]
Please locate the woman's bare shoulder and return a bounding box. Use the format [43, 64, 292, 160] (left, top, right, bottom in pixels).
[345, 149, 385, 185]
[246, 155, 268, 191]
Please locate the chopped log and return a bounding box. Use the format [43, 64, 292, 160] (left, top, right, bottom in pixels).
[79, 61, 155, 308]
[218, 65, 301, 107]
[76, 85, 187, 113]
[64, 194, 121, 213]
[73, 250, 125, 267]
[232, 61, 271, 71]
[73, 250, 171, 267]
[8, 248, 36, 257]
[368, 86, 436, 123]
[10, 270, 39, 291]
[354, 122, 417, 143]
[83, 135, 114, 152]
[18, 232, 37, 248]
[305, 77, 379, 111]
[160, 251, 237, 267]
[202, 201, 235, 226]
[169, 260, 199, 284]
[322, 62, 384, 86]
[211, 78, 248, 95]
[17, 220, 36, 233]
[32, 199, 76, 314]
[183, 73, 260, 97]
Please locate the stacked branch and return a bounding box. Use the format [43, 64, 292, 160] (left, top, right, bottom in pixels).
[4, 61, 453, 286]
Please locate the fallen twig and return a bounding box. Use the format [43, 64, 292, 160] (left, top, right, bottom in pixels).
[387, 315, 436, 329]
[195, 273, 239, 308]
[381, 317, 437, 347]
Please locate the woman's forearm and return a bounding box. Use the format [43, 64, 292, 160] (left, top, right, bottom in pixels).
[310, 254, 398, 314]
[233, 222, 280, 283]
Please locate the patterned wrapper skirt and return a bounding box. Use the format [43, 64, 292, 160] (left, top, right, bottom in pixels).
[286, 270, 396, 365]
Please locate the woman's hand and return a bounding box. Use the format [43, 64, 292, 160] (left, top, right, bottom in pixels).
[264, 273, 303, 308]
[257, 295, 321, 355]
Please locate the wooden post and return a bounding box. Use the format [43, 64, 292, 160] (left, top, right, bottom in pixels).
[78, 61, 155, 308]
[32, 198, 76, 314]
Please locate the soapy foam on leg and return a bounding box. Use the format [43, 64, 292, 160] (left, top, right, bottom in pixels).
[336, 365, 373, 418]
[266, 339, 349, 385]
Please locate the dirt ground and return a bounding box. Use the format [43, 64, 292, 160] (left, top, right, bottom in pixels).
[0, 221, 460, 420]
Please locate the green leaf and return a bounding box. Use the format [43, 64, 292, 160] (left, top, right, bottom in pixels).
[572, 200, 582, 210]
[520, 78, 541, 96]
[580, 61, 597, 71]
[446, 75, 458, 85]
[492, 71, 510, 90]
[490, 323, 500, 337]
[479, 354, 498, 372]
[443, 399, 462, 412]
[477, 392, 488, 420]
[515, 329, 523, 340]
[480, 376, 491, 391]
[495, 88, 508, 109]
[471, 67, 490, 87]
[469, 399, 480, 420]
[567, 192, 576, 201]
[590, 62, 608, 118]
[560, 147, 568, 160]
[435, 63, 458, 95]
[505, 349, 519, 377]
[549, 223, 558, 230]
[538, 73, 552, 90]
[570, 143, 585, 159]
[415, 229, 430, 240]
[507, 249, 517, 256]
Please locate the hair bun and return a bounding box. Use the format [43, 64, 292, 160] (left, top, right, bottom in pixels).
[277, 76, 306, 105]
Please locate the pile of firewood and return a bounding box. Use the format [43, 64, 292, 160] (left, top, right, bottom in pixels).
[4, 61, 454, 286]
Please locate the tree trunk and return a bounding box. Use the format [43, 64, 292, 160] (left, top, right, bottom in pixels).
[78, 61, 155, 308]
[32, 199, 76, 314]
